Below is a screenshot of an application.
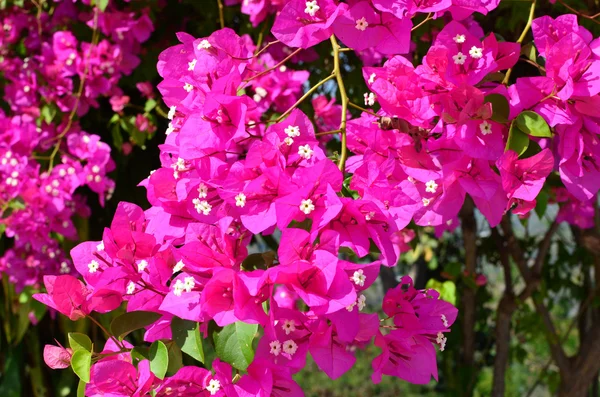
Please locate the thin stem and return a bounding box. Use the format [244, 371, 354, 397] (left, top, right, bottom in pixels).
[88, 315, 125, 350]
[217, 0, 225, 29]
[243, 48, 302, 83]
[315, 129, 341, 136]
[348, 101, 378, 116]
[411, 13, 433, 31]
[330, 35, 349, 173]
[556, 0, 600, 24]
[503, 0, 536, 85]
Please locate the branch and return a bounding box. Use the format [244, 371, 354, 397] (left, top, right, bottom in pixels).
[503, 0, 537, 85]
[330, 35, 349, 173]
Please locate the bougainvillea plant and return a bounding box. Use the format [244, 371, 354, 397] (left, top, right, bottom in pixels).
[31, 0, 600, 395]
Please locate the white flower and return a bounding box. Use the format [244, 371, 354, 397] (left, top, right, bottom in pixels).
[235, 192, 247, 208]
[282, 340, 298, 355]
[166, 122, 175, 136]
[299, 199, 315, 215]
[422, 198, 431, 207]
[285, 125, 300, 137]
[126, 281, 136, 295]
[198, 183, 208, 198]
[425, 180, 438, 193]
[284, 137, 294, 146]
[168, 105, 176, 120]
[193, 199, 212, 215]
[298, 144, 313, 160]
[282, 319, 296, 335]
[469, 46, 483, 59]
[453, 34, 466, 44]
[479, 120, 492, 135]
[364, 92, 376, 106]
[206, 379, 221, 395]
[346, 301, 357, 311]
[183, 276, 195, 292]
[441, 314, 449, 328]
[355, 17, 368, 31]
[197, 39, 211, 50]
[172, 279, 185, 296]
[183, 83, 194, 92]
[357, 294, 366, 311]
[368, 73, 377, 84]
[137, 260, 148, 272]
[351, 269, 366, 287]
[436, 331, 447, 351]
[304, 0, 320, 16]
[269, 340, 282, 356]
[96, 241, 104, 251]
[60, 262, 71, 274]
[452, 52, 467, 65]
[88, 260, 99, 273]
[173, 260, 185, 273]
[188, 59, 197, 71]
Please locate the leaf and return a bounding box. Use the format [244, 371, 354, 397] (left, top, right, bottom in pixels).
[111, 123, 123, 152]
[521, 43, 537, 62]
[131, 346, 150, 364]
[0, 346, 23, 397]
[144, 99, 157, 113]
[213, 321, 258, 371]
[484, 94, 510, 123]
[71, 350, 92, 383]
[506, 122, 530, 156]
[97, 0, 109, 12]
[516, 110, 552, 138]
[165, 341, 183, 376]
[149, 341, 169, 380]
[426, 279, 457, 305]
[241, 252, 276, 271]
[110, 311, 162, 340]
[68, 333, 93, 353]
[171, 317, 204, 363]
[535, 189, 549, 219]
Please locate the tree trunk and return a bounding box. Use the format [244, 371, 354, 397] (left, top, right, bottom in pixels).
[491, 294, 516, 397]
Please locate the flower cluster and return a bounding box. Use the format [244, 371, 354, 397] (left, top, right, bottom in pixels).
[37, 0, 600, 395]
[0, 2, 153, 289]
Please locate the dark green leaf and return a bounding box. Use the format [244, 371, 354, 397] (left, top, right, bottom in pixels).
[521, 43, 537, 62]
[0, 346, 23, 397]
[213, 321, 258, 371]
[71, 350, 92, 383]
[165, 341, 183, 376]
[149, 341, 169, 379]
[506, 122, 530, 156]
[484, 94, 510, 123]
[68, 333, 93, 353]
[171, 317, 204, 363]
[131, 346, 150, 364]
[241, 252, 276, 271]
[110, 311, 162, 340]
[516, 111, 552, 138]
[535, 189, 549, 219]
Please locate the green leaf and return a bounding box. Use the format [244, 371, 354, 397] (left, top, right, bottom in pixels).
[241, 252, 276, 271]
[535, 189, 549, 219]
[484, 94, 510, 123]
[97, 0, 109, 12]
[144, 99, 157, 113]
[149, 341, 169, 379]
[68, 333, 93, 353]
[110, 311, 162, 340]
[131, 346, 150, 364]
[171, 317, 204, 363]
[521, 43, 537, 62]
[165, 341, 183, 376]
[426, 280, 457, 305]
[0, 346, 23, 397]
[111, 123, 123, 152]
[213, 321, 258, 371]
[71, 350, 92, 383]
[506, 122, 530, 156]
[76, 380, 86, 397]
[516, 111, 552, 138]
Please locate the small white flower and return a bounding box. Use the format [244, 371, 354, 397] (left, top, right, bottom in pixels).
[441, 314, 449, 328]
[198, 183, 208, 198]
[282, 340, 298, 355]
[422, 198, 431, 207]
[60, 262, 71, 274]
[206, 379, 221, 395]
[188, 59, 197, 71]
[436, 331, 447, 351]
[183, 83, 194, 92]
[479, 120, 492, 135]
[254, 87, 268, 100]
[168, 105, 176, 120]
[88, 260, 100, 273]
[453, 34, 466, 44]
[357, 294, 366, 311]
[304, 0, 320, 16]
[425, 180, 438, 194]
[193, 199, 212, 215]
[197, 39, 211, 50]
[469, 46, 483, 59]
[137, 260, 149, 272]
[183, 276, 195, 292]
[282, 319, 296, 335]
[364, 92, 376, 106]
[298, 144, 313, 160]
[351, 269, 366, 287]
[346, 301, 357, 312]
[355, 17, 368, 31]
[166, 122, 175, 136]
[452, 52, 467, 65]
[368, 73, 377, 84]
[23, 85, 30, 93]
[235, 192, 247, 208]
[173, 279, 185, 296]
[279, 65, 287, 72]
[269, 340, 282, 356]
[126, 281, 136, 295]
[96, 241, 104, 251]
[299, 199, 315, 215]
[173, 260, 185, 273]
[284, 137, 294, 146]
[285, 125, 300, 138]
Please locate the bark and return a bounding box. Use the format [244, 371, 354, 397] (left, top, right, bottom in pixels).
[491, 293, 516, 397]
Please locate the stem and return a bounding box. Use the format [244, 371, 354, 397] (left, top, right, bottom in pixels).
[217, 0, 225, 29]
[502, 0, 536, 85]
[556, 0, 600, 24]
[411, 13, 433, 31]
[348, 101, 378, 116]
[243, 48, 302, 83]
[315, 129, 341, 136]
[88, 315, 125, 350]
[330, 35, 349, 173]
